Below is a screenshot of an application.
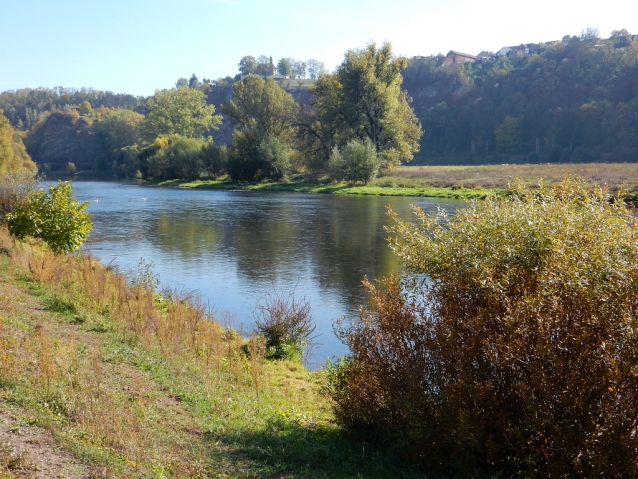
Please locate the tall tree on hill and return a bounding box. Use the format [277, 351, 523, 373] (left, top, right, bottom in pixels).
[307, 59, 326, 79]
[293, 61, 307, 79]
[254, 55, 273, 76]
[238, 55, 258, 75]
[580, 27, 600, 42]
[189, 74, 201, 89]
[610, 29, 632, 48]
[314, 42, 422, 171]
[277, 58, 293, 77]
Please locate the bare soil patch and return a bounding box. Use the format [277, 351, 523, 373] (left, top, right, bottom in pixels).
[0, 408, 92, 479]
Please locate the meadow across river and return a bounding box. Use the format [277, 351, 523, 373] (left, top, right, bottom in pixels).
[155, 162, 638, 200]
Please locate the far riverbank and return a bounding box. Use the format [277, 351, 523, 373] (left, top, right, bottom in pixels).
[153, 163, 638, 200]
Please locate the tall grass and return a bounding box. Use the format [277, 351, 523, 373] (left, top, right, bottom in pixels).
[0, 226, 269, 476]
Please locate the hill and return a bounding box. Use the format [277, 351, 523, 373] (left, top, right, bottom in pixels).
[403, 32, 638, 163]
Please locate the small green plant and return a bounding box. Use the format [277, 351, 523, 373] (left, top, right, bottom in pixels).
[254, 287, 315, 361]
[7, 181, 92, 254]
[125, 257, 160, 289]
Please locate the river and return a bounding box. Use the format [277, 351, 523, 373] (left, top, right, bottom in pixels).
[65, 180, 460, 368]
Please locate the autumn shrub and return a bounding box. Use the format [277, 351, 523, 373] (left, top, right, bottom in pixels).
[328, 178, 638, 477]
[254, 288, 315, 361]
[0, 170, 36, 223]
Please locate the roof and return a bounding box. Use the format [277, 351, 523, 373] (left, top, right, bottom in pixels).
[447, 50, 477, 59]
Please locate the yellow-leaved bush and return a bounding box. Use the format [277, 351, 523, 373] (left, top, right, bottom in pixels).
[327, 178, 638, 477]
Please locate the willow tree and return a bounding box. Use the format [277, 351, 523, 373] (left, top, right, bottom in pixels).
[140, 87, 221, 142]
[222, 75, 298, 143]
[222, 76, 298, 181]
[314, 42, 422, 171]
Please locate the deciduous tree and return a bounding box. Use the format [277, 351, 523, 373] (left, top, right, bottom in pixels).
[328, 138, 380, 184]
[277, 58, 293, 77]
[95, 109, 144, 157]
[222, 75, 298, 143]
[306, 59, 325, 79]
[238, 55, 258, 75]
[141, 87, 221, 142]
[0, 109, 36, 174]
[314, 42, 422, 170]
[293, 61, 307, 79]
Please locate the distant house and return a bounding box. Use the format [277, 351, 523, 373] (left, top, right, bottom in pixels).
[477, 51, 496, 62]
[443, 50, 477, 67]
[496, 44, 529, 58]
[496, 46, 512, 57]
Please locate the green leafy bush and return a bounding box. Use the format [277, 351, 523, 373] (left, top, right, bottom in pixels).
[328, 179, 638, 477]
[257, 134, 290, 181]
[147, 135, 206, 180]
[329, 139, 380, 185]
[7, 181, 92, 254]
[226, 130, 291, 182]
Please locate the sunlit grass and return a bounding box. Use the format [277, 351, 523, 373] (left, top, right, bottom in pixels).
[158, 163, 638, 199]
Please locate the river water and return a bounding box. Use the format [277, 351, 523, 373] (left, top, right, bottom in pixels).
[64, 180, 460, 368]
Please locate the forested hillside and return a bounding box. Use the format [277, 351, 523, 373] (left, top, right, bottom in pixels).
[403, 31, 638, 163]
[0, 87, 141, 131]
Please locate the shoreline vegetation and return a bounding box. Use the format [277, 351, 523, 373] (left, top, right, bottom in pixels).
[0, 225, 417, 478]
[152, 162, 638, 200]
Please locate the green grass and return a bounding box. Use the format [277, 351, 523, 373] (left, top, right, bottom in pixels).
[155, 163, 638, 200]
[157, 177, 498, 199]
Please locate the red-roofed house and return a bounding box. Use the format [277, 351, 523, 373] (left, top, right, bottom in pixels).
[443, 50, 477, 67]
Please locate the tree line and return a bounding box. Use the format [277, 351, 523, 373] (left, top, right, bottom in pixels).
[237, 55, 326, 79]
[10, 43, 421, 185]
[0, 87, 141, 131]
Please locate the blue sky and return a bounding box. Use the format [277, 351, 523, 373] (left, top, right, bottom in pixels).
[1, 0, 636, 96]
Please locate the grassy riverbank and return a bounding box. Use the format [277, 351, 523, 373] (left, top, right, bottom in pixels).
[157, 163, 638, 199]
[0, 227, 423, 478]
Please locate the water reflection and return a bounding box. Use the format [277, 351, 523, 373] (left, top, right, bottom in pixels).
[64, 180, 460, 368]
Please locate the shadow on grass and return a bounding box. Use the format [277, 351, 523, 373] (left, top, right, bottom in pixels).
[205, 417, 428, 479]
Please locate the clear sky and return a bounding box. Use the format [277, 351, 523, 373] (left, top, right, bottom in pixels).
[1, 0, 636, 97]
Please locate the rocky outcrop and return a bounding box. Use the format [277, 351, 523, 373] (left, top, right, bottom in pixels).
[25, 111, 108, 171]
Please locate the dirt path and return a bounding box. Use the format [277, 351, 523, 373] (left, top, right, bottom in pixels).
[0, 408, 93, 479]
